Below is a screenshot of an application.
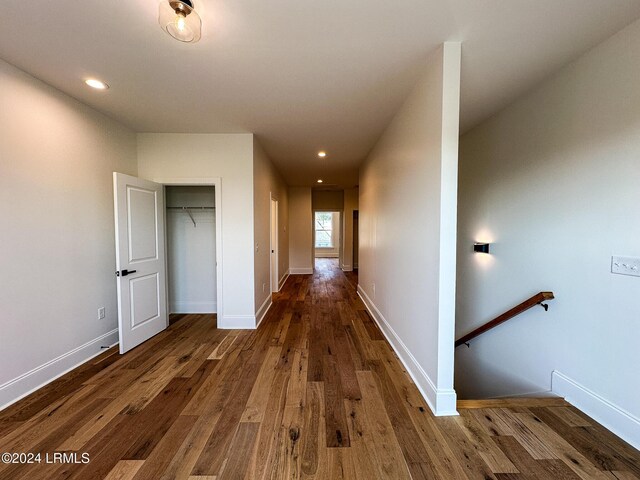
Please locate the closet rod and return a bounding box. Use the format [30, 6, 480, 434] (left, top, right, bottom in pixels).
[167, 206, 214, 227]
[166, 206, 215, 210]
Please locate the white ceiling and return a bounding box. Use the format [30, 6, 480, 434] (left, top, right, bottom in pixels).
[1, 1, 639, 187]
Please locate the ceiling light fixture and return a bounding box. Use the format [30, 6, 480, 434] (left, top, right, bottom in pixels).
[85, 79, 109, 90]
[159, 0, 202, 43]
[318, 151, 327, 158]
[317, 179, 323, 183]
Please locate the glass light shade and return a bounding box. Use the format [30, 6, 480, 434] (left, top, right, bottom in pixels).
[159, 1, 202, 43]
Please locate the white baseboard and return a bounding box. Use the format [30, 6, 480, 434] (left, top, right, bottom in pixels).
[170, 301, 217, 314]
[552, 370, 640, 450]
[341, 265, 353, 272]
[255, 295, 273, 328]
[216, 294, 275, 330]
[290, 267, 313, 274]
[219, 315, 256, 329]
[489, 389, 556, 399]
[357, 285, 458, 416]
[278, 270, 290, 291]
[0, 329, 119, 411]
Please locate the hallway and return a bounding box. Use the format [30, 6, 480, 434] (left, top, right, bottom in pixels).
[0, 262, 639, 479]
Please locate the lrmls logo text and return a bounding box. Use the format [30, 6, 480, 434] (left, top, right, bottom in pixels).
[46, 452, 90, 464]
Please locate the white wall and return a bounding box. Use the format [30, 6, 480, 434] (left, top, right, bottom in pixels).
[137, 133, 256, 328]
[0, 59, 137, 408]
[456, 20, 640, 448]
[253, 137, 288, 321]
[288, 187, 313, 274]
[166, 186, 217, 314]
[342, 188, 359, 271]
[312, 190, 344, 211]
[359, 43, 461, 416]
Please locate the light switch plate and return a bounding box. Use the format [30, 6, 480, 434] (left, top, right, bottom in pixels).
[611, 256, 640, 277]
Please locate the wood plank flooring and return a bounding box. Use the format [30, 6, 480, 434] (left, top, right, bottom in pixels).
[1, 258, 638, 479]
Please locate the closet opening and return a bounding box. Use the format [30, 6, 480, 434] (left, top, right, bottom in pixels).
[166, 185, 218, 317]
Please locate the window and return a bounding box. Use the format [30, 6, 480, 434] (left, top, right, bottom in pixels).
[315, 212, 334, 248]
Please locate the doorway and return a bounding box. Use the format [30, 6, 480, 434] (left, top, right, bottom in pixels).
[314, 210, 342, 269]
[166, 186, 217, 314]
[270, 196, 279, 292]
[114, 174, 223, 353]
[353, 210, 359, 270]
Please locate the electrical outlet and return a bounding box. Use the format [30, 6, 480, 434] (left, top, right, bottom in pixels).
[372, 283, 376, 299]
[98, 307, 106, 320]
[263, 282, 266, 293]
[612, 256, 640, 277]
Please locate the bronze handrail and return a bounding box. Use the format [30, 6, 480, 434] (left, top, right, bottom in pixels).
[455, 292, 554, 348]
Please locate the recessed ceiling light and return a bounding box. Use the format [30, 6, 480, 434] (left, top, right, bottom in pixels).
[317, 179, 323, 183]
[318, 151, 327, 158]
[85, 79, 109, 90]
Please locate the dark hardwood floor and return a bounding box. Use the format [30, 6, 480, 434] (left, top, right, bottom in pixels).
[0, 258, 638, 479]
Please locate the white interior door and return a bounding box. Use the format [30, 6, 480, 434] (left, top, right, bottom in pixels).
[113, 173, 167, 354]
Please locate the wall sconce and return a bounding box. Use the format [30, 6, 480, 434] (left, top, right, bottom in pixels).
[474, 243, 490, 254]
